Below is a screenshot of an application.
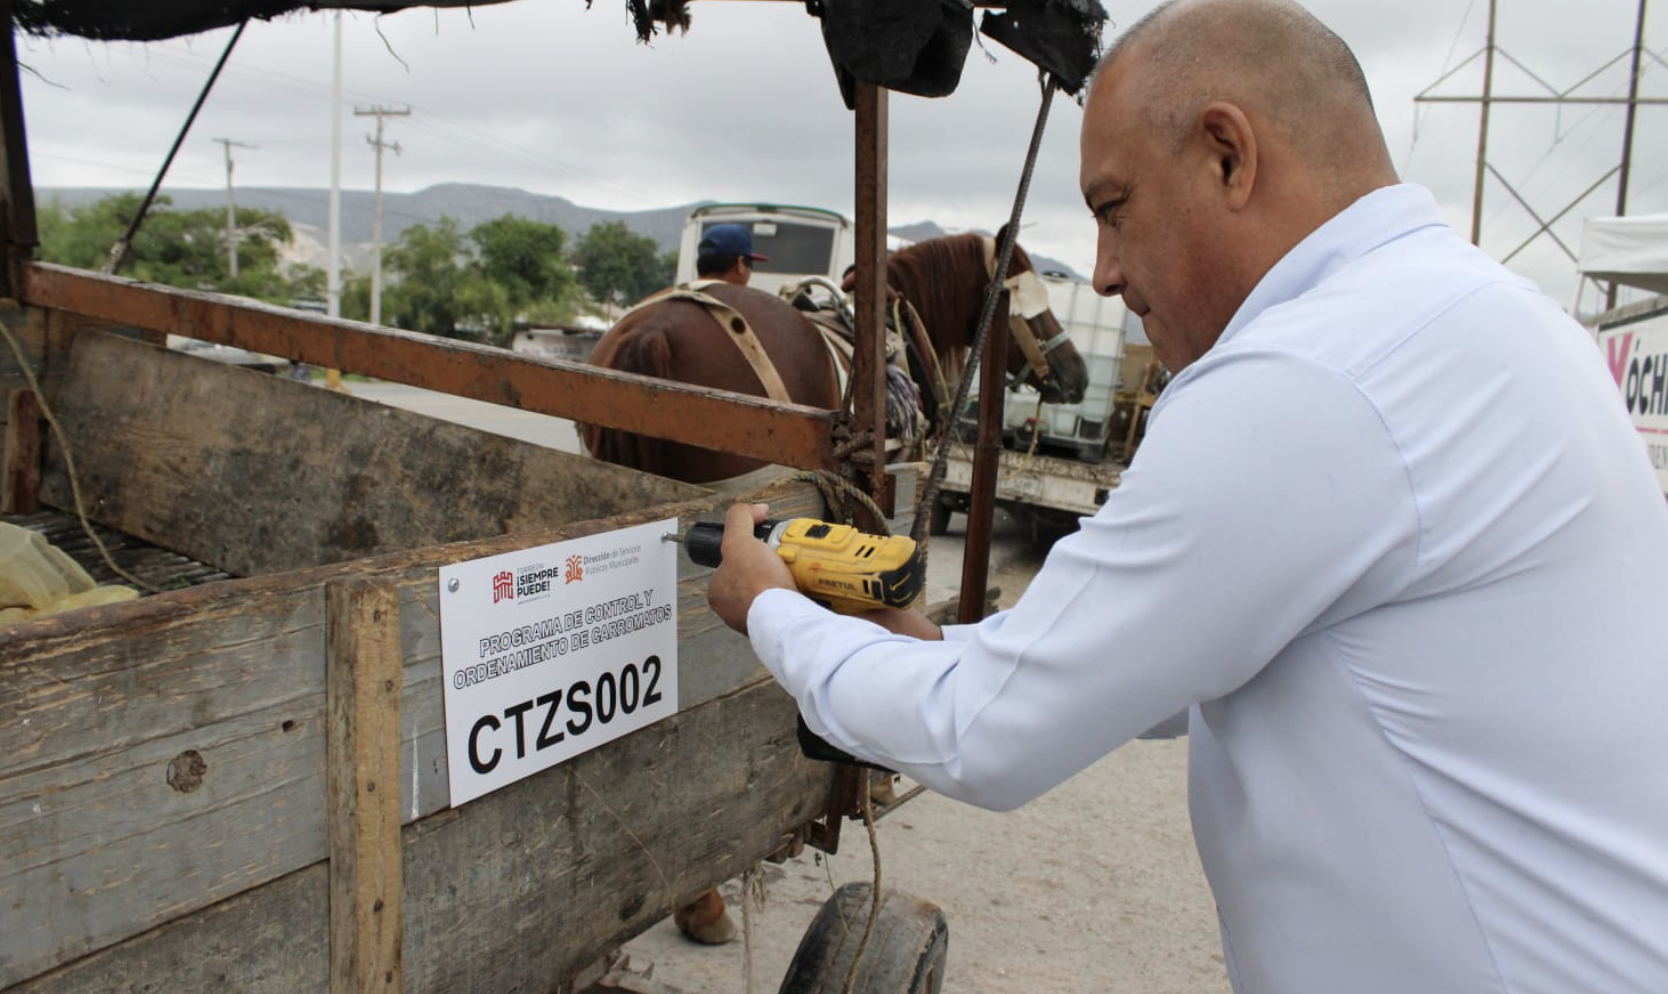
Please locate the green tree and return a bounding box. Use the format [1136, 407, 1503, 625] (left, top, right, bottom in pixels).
[368, 216, 476, 338]
[36, 192, 315, 306]
[470, 213, 579, 317]
[357, 214, 582, 346]
[573, 220, 671, 311]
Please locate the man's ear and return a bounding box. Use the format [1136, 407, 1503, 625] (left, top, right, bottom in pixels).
[1199, 102, 1256, 210]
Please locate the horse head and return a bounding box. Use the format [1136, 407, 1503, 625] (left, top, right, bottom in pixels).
[988, 227, 1089, 405]
[841, 231, 1090, 420]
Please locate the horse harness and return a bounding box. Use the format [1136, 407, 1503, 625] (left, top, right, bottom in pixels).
[633, 279, 798, 403]
[979, 236, 1074, 387]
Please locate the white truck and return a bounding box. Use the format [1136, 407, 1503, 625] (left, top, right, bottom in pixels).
[674, 203, 858, 296]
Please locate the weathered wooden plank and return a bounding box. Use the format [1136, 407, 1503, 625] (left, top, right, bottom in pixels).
[0, 301, 46, 403]
[3, 387, 38, 512]
[6, 678, 828, 994]
[326, 579, 404, 994]
[0, 303, 156, 410]
[36, 331, 710, 577]
[0, 478, 844, 989]
[21, 263, 842, 473]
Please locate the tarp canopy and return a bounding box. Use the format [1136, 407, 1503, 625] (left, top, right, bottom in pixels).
[15, 0, 1104, 95]
[1577, 213, 1668, 295]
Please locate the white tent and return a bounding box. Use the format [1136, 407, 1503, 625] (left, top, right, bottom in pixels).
[1577, 213, 1668, 295]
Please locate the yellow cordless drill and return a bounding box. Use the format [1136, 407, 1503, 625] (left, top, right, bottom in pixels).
[679, 517, 924, 771]
[681, 517, 924, 615]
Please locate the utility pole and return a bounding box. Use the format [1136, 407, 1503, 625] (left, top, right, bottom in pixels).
[213, 137, 256, 279]
[355, 105, 408, 327]
[325, 11, 344, 391]
[1416, 0, 1666, 288]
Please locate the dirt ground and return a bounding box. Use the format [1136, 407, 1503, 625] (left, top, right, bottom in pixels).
[618, 512, 1231, 994]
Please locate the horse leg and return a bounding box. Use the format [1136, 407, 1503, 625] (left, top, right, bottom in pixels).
[673, 887, 737, 945]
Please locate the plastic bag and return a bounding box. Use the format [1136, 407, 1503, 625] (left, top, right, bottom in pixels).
[0, 522, 138, 623]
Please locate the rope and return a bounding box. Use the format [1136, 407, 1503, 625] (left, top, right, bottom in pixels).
[104, 20, 249, 276]
[912, 72, 1060, 547]
[0, 321, 164, 593]
[786, 470, 891, 536]
[740, 864, 767, 994]
[840, 785, 884, 994]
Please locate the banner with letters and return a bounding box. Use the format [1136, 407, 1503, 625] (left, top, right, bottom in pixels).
[1599, 311, 1668, 496]
[438, 518, 679, 806]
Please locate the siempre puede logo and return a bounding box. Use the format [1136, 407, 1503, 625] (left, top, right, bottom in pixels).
[565, 554, 585, 585]
[492, 570, 515, 605]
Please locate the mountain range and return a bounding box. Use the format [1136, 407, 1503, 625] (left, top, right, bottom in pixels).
[35, 183, 1085, 280]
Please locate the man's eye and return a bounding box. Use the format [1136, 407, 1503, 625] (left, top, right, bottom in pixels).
[1091, 198, 1127, 228]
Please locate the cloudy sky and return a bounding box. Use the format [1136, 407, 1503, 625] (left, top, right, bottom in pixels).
[18, 0, 1668, 307]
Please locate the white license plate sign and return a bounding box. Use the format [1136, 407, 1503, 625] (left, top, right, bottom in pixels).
[438, 518, 679, 805]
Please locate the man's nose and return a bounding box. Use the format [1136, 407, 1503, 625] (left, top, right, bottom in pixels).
[1092, 249, 1124, 299]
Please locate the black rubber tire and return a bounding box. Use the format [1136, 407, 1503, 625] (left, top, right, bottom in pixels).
[777, 883, 948, 994]
[928, 497, 954, 537]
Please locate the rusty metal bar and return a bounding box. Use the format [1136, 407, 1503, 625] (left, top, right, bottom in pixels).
[20, 262, 840, 472]
[0, 0, 39, 297]
[958, 315, 1008, 624]
[850, 80, 893, 523]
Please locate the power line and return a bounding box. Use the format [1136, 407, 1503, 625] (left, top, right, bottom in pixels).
[1415, 0, 1661, 273]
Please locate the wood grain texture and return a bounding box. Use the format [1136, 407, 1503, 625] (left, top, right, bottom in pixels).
[6, 679, 828, 994]
[21, 265, 842, 473]
[326, 579, 404, 994]
[0, 304, 154, 411]
[3, 387, 38, 512]
[35, 331, 711, 577]
[1, 308, 924, 989]
[0, 476, 866, 989]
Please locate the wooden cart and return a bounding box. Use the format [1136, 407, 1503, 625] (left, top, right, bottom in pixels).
[0, 301, 946, 992]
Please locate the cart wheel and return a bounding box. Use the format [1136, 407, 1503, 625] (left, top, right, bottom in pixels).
[928, 498, 953, 537]
[777, 883, 947, 994]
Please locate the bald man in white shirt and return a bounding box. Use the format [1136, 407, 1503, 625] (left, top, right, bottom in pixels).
[708, 2, 1668, 991]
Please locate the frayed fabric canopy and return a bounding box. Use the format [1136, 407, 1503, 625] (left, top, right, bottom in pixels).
[13, 0, 681, 43]
[16, 0, 1104, 99]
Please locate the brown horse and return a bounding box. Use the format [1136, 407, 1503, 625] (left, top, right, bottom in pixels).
[580, 232, 1088, 481]
[879, 231, 1088, 437]
[581, 281, 838, 483]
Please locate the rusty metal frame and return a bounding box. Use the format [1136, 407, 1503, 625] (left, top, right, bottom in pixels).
[0, 0, 35, 292]
[848, 80, 891, 524]
[18, 262, 843, 471]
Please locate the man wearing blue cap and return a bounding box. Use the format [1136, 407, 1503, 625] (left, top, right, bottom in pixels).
[695, 223, 769, 286]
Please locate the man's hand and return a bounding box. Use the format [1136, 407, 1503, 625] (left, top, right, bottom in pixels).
[706, 502, 796, 634]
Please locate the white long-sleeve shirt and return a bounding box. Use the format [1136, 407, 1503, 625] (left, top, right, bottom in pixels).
[747, 185, 1668, 993]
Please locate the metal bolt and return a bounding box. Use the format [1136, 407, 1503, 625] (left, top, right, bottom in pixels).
[447, 578, 460, 593]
